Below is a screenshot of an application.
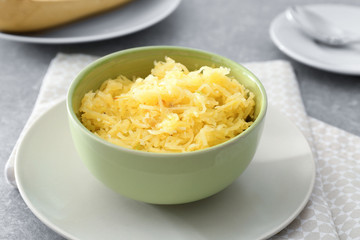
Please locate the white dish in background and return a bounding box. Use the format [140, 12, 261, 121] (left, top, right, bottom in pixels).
[15, 101, 315, 240]
[0, 0, 181, 44]
[270, 4, 360, 75]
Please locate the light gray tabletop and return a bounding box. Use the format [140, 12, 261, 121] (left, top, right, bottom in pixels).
[1, 0, 359, 239]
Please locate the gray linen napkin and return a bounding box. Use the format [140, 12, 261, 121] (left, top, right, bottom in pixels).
[5, 53, 360, 239]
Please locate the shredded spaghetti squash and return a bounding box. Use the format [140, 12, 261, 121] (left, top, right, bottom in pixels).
[79, 57, 255, 152]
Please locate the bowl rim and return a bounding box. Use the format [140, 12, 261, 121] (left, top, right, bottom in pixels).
[66, 45, 268, 157]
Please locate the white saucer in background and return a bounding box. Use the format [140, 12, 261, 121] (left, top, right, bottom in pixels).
[0, 0, 181, 44]
[270, 4, 360, 75]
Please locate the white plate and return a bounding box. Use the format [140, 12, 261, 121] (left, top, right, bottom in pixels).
[15, 101, 315, 240]
[0, 0, 181, 44]
[270, 4, 360, 75]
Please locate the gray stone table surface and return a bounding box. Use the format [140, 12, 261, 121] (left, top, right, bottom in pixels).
[1, 0, 359, 239]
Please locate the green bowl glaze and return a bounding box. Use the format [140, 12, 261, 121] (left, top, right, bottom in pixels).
[66, 46, 267, 204]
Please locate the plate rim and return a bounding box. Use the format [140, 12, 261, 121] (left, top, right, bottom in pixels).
[0, 0, 181, 44]
[269, 3, 360, 75]
[15, 100, 316, 240]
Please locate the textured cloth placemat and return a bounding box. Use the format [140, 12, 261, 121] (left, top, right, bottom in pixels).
[4, 53, 360, 239]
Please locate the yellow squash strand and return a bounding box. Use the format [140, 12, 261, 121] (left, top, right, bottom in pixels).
[80, 57, 255, 153]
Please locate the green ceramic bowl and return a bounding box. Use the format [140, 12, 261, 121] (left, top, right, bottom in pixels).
[67, 46, 267, 204]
